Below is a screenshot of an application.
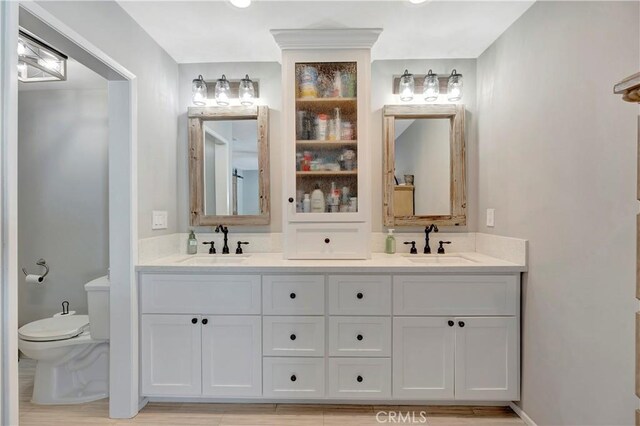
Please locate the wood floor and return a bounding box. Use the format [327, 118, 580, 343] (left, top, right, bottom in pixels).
[19, 359, 525, 425]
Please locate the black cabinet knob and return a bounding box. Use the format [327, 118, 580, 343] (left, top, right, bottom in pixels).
[290, 292, 296, 299]
[448, 320, 454, 327]
[290, 375, 297, 382]
[191, 318, 198, 324]
[356, 292, 363, 299]
[356, 334, 363, 341]
[324, 238, 330, 244]
[357, 375, 363, 383]
[288, 197, 294, 203]
[458, 321, 465, 327]
[202, 318, 208, 325]
[290, 334, 296, 341]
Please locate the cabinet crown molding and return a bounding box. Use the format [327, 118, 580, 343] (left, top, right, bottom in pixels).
[270, 28, 382, 50]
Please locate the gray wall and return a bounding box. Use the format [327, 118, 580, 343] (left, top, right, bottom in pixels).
[178, 59, 477, 233]
[18, 89, 108, 326]
[477, 2, 640, 424]
[37, 1, 179, 239]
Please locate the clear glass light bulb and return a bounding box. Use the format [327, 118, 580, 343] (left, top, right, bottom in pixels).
[17, 62, 27, 78]
[215, 75, 231, 106]
[17, 41, 27, 56]
[239, 74, 255, 106]
[447, 69, 463, 102]
[399, 70, 414, 102]
[192, 75, 208, 106]
[423, 70, 439, 102]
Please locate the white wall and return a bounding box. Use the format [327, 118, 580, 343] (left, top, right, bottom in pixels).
[36, 1, 179, 239]
[178, 59, 476, 233]
[477, 2, 640, 424]
[18, 89, 108, 326]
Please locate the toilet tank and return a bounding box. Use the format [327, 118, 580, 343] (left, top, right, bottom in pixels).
[84, 276, 110, 340]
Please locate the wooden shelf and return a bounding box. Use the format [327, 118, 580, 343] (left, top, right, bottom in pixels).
[296, 140, 357, 147]
[296, 170, 357, 177]
[296, 97, 357, 103]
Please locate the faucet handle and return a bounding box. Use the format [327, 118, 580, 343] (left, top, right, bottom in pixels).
[236, 241, 249, 254]
[404, 241, 418, 254]
[202, 241, 216, 254]
[437, 241, 452, 254]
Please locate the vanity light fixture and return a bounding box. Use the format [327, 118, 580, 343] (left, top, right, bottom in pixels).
[423, 69, 439, 102]
[215, 74, 231, 106]
[447, 69, 463, 101]
[239, 74, 255, 106]
[399, 69, 415, 102]
[229, 0, 251, 8]
[192, 75, 208, 106]
[17, 30, 67, 82]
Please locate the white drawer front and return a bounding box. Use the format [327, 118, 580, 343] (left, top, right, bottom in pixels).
[286, 224, 368, 259]
[328, 358, 391, 398]
[329, 275, 391, 315]
[328, 317, 391, 357]
[263, 316, 325, 357]
[263, 357, 325, 398]
[393, 275, 518, 316]
[141, 274, 261, 315]
[263, 275, 325, 315]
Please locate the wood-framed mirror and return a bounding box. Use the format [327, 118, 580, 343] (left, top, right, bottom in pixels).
[188, 105, 270, 226]
[383, 104, 466, 227]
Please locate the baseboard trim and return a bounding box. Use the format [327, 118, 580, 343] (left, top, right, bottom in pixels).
[509, 402, 537, 426]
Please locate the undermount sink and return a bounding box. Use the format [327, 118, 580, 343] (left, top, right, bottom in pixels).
[178, 255, 250, 265]
[402, 255, 477, 265]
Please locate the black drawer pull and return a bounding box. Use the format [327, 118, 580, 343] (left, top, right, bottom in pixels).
[324, 238, 330, 244]
[356, 292, 363, 299]
[290, 375, 297, 382]
[290, 334, 296, 341]
[290, 292, 296, 299]
[448, 320, 454, 327]
[458, 321, 465, 328]
[356, 334, 363, 341]
[202, 318, 208, 325]
[288, 197, 294, 203]
[356, 375, 363, 383]
[191, 318, 198, 324]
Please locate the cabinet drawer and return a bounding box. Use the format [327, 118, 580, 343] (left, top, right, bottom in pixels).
[328, 358, 391, 399]
[263, 275, 324, 315]
[393, 275, 518, 316]
[263, 316, 325, 357]
[285, 224, 368, 259]
[329, 275, 391, 315]
[328, 317, 391, 357]
[141, 274, 261, 315]
[263, 357, 325, 398]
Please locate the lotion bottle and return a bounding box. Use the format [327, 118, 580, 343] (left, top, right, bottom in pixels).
[385, 229, 396, 254]
[302, 194, 311, 213]
[311, 184, 325, 213]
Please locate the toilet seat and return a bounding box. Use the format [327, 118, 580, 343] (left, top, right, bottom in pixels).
[18, 315, 90, 342]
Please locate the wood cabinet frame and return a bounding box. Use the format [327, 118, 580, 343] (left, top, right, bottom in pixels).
[188, 105, 270, 226]
[383, 104, 466, 227]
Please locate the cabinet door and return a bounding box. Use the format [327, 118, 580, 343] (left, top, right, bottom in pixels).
[201, 316, 262, 397]
[141, 314, 201, 396]
[392, 317, 454, 399]
[454, 317, 519, 401]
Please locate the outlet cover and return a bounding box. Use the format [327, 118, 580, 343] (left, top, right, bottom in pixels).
[152, 210, 168, 230]
[486, 208, 495, 227]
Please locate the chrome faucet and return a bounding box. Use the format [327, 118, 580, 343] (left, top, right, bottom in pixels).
[424, 224, 439, 254]
[215, 225, 230, 254]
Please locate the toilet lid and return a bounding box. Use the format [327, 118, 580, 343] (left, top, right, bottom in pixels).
[18, 315, 89, 342]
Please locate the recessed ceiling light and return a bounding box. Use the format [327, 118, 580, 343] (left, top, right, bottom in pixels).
[409, 0, 428, 4]
[230, 0, 251, 8]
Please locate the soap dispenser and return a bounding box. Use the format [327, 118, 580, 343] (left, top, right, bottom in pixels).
[385, 229, 396, 254]
[187, 230, 198, 255]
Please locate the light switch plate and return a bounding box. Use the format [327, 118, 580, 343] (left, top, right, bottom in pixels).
[486, 208, 495, 227]
[152, 210, 168, 230]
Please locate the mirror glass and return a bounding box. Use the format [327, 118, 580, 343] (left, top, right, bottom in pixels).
[203, 119, 259, 216]
[393, 118, 451, 216]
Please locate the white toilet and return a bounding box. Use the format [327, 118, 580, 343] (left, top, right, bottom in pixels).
[18, 276, 110, 405]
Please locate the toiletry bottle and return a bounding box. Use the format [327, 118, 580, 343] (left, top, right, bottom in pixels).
[385, 229, 396, 254]
[303, 194, 311, 213]
[187, 230, 198, 255]
[311, 184, 325, 213]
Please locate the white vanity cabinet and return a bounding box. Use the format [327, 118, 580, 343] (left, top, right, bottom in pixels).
[138, 270, 520, 403]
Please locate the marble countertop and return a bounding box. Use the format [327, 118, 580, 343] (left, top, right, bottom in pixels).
[136, 252, 526, 274]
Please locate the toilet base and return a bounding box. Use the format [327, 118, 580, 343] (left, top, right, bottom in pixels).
[30, 341, 109, 405]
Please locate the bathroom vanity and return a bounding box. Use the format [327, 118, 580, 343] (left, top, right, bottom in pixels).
[137, 253, 523, 403]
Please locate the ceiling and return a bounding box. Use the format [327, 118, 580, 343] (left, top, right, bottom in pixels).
[117, 1, 535, 64]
